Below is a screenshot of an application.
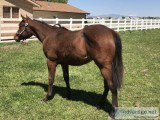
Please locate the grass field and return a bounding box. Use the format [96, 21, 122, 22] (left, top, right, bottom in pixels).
[0, 29, 159, 120]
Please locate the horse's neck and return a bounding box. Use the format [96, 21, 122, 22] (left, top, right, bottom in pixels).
[29, 20, 52, 43]
[33, 31, 45, 42]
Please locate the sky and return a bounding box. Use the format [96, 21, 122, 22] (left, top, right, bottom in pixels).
[68, 0, 160, 17]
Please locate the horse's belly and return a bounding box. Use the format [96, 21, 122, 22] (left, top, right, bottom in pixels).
[58, 56, 92, 66]
[70, 57, 92, 66]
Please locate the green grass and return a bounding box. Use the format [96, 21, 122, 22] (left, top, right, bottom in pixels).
[0, 29, 160, 120]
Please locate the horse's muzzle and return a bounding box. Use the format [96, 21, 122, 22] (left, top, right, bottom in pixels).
[14, 34, 21, 42]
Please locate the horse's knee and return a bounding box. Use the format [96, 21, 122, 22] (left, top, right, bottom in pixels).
[48, 78, 54, 85]
[107, 81, 117, 93]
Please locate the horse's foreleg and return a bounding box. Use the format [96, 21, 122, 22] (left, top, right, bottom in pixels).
[43, 59, 57, 102]
[61, 64, 71, 99]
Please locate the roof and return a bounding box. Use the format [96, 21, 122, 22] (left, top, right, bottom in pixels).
[27, 0, 40, 7]
[33, 1, 89, 14]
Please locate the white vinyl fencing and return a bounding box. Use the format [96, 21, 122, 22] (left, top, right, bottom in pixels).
[0, 18, 160, 43]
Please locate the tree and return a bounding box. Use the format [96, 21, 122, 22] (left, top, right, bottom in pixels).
[45, 0, 68, 3]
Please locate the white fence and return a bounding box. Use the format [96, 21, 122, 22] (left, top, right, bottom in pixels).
[0, 18, 160, 43]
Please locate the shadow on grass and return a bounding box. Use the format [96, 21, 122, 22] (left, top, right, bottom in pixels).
[21, 81, 113, 114]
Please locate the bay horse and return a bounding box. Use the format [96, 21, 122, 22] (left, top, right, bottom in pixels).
[14, 15, 123, 116]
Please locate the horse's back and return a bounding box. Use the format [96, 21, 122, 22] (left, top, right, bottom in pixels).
[83, 24, 115, 41]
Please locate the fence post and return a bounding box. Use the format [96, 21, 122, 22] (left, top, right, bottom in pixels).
[38, 17, 42, 21]
[82, 18, 85, 28]
[154, 19, 156, 29]
[156, 19, 158, 29]
[130, 19, 132, 31]
[145, 19, 148, 30]
[117, 18, 120, 31]
[157, 19, 158, 29]
[152, 19, 153, 29]
[124, 18, 126, 31]
[150, 19, 152, 29]
[93, 18, 95, 24]
[0, 18, 1, 42]
[56, 18, 59, 24]
[110, 18, 112, 29]
[70, 18, 73, 30]
[136, 19, 138, 30]
[101, 18, 104, 25]
[152, 19, 155, 29]
[141, 19, 143, 31]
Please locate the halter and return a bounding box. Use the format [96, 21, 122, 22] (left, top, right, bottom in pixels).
[16, 23, 29, 40]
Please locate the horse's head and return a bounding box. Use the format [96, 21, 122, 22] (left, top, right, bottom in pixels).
[14, 15, 34, 42]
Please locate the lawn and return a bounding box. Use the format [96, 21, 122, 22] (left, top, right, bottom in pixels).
[0, 29, 159, 120]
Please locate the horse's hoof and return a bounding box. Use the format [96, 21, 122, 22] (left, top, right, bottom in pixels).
[43, 95, 52, 102]
[109, 111, 115, 119]
[43, 97, 48, 102]
[109, 108, 116, 119]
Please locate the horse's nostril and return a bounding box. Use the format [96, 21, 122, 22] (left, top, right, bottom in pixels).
[14, 35, 19, 40]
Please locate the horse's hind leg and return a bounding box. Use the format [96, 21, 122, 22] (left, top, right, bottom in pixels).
[98, 79, 109, 107]
[61, 64, 71, 99]
[98, 64, 118, 114]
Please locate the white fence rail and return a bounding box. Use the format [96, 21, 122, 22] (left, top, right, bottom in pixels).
[0, 18, 160, 43]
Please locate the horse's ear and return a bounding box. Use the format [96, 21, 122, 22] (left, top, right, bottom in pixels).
[21, 14, 26, 20]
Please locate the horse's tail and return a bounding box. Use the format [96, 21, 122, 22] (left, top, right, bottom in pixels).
[112, 32, 124, 89]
